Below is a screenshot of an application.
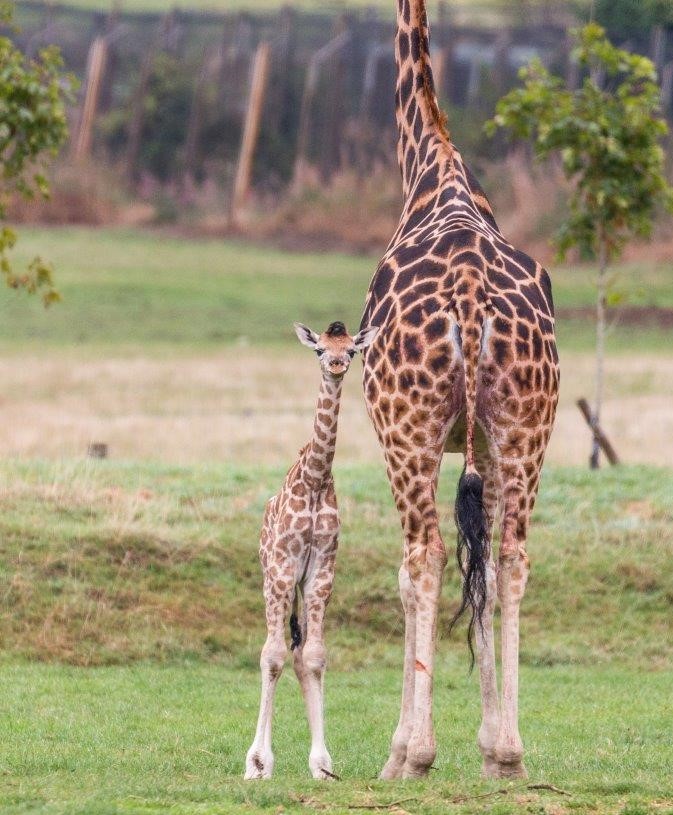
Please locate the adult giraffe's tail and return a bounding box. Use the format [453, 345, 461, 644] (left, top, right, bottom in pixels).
[449, 311, 488, 666]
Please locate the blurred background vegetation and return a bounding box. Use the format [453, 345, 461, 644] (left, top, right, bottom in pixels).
[3, 0, 672, 255]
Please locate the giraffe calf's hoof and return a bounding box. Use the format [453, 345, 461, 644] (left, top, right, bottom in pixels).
[244, 751, 274, 780]
[309, 752, 335, 780]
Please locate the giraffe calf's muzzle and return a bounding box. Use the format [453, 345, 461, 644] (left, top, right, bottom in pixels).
[328, 361, 348, 376]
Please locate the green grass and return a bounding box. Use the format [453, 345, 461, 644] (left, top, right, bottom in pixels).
[1, 227, 671, 352]
[1, 437, 672, 814]
[1, 459, 672, 667]
[1, 661, 672, 814]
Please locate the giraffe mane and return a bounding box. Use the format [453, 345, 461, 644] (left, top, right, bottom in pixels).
[415, 2, 451, 143]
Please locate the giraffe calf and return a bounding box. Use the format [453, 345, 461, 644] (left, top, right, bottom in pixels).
[245, 320, 378, 781]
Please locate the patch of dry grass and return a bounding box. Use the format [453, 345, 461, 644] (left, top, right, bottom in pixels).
[0, 349, 671, 466]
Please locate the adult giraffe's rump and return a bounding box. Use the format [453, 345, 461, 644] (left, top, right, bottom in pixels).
[360, 0, 559, 780]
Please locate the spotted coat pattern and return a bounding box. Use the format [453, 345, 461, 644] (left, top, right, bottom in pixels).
[359, 0, 559, 782]
[245, 323, 377, 782]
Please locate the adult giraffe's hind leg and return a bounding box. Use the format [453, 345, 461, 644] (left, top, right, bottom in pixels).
[472, 451, 501, 779]
[402, 514, 447, 779]
[492, 462, 536, 779]
[380, 564, 417, 779]
[381, 459, 447, 780]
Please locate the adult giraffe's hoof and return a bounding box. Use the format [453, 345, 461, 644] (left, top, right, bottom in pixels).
[494, 761, 528, 779]
[401, 762, 431, 779]
[379, 757, 405, 780]
[481, 754, 501, 779]
[402, 739, 435, 778]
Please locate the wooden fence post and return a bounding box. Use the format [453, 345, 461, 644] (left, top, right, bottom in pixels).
[72, 36, 109, 161]
[231, 41, 272, 225]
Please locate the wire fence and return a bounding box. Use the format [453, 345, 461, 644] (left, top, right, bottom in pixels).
[9, 1, 673, 218]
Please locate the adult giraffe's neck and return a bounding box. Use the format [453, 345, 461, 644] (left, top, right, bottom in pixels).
[304, 376, 343, 486]
[395, 0, 451, 198]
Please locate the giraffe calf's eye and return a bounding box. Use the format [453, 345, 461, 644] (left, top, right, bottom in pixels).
[316, 349, 324, 356]
[347, 350, 356, 358]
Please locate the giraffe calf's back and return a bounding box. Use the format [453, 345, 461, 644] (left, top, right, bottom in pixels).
[260, 459, 339, 598]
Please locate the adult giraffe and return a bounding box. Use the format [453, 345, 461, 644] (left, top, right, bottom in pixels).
[360, 0, 559, 781]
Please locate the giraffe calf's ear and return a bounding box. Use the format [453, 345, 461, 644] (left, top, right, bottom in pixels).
[294, 322, 320, 349]
[353, 325, 379, 351]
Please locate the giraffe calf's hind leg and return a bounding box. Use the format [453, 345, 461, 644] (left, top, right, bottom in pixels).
[293, 581, 335, 780]
[245, 609, 289, 779]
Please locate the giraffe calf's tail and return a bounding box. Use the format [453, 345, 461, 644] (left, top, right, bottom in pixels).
[289, 591, 302, 651]
[449, 467, 488, 669]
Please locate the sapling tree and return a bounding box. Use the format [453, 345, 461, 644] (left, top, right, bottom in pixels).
[487, 22, 673, 468]
[0, 1, 75, 305]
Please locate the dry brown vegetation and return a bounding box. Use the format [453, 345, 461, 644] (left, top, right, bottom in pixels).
[0, 349, 671, 467]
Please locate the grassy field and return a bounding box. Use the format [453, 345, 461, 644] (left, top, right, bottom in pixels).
[0, 227, 672, 466]
[1, 460, 672, 813]
[1, 662, 672, 814]
[0, 227, 672, 813]
[1, 459, 672, 667]
[2, 227, 672, 352]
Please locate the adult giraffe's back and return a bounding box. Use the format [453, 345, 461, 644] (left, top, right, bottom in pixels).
[360, 0, 559, 779]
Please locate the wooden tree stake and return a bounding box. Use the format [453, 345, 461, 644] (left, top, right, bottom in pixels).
[576, 398, 620, 467]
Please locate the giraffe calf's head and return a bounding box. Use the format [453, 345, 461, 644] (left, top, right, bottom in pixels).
[294, 321, 378, 380]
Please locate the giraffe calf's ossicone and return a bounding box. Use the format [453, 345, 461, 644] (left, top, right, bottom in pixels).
[244, 321, 378, 782]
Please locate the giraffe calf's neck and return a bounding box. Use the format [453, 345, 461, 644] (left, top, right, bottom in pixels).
[303, 375, 343, 487]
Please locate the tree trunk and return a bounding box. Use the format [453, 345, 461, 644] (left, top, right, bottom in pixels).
[590, 235, 608, 469]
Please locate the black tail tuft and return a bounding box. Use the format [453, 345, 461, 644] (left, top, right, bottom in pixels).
[289, 613, 302, 651]
[449, 467, 488, 669]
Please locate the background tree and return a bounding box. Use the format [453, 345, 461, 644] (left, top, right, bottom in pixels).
[594, 0, 673, 43]
[0, 1, 74, 306]
[486, 22, 673, 468]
